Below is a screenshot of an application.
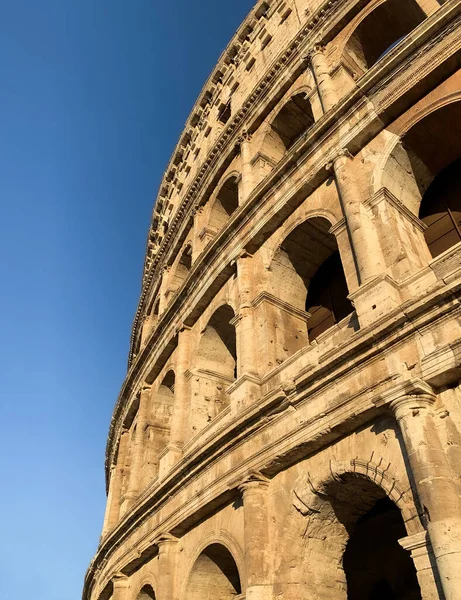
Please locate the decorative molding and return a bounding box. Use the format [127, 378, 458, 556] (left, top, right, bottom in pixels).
[364, 187, 427, 232]
[251, 291, 311, 321]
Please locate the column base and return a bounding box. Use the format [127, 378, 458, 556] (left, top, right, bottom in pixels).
[348, 275, 402, 328]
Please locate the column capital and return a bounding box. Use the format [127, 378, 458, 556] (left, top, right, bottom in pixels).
[374, 378, 436, 415]
[236, 129, 252, 148]
[155, 532, 179, 551]
[112, 572, 129, 588]
[304, 42, 326, 63]
[237, 470, 270, 495]
[326, 147, 353, 171]
[175, 323, 192, 336]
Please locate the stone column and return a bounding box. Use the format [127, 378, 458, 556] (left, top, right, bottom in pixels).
[160, 326, 191, 477]
[307, 44, 338, 113]
[236, 252, 258, 378]
[239, 472, 272, 600]
[124, 384, 152, 508]
[389, 383, 461, 600]
[102, 429, 129, 535]
[329, 149, 384, 285]
[238, 131, 254, 204]
[155, 533, 179, 600]
[112, 573, 129, 600]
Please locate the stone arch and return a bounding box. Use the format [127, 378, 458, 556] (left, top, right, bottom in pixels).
[292, 459, 422, 600]
[143, 370, 175, 480]
[268, 216, 354, 342]
[170, 244, 193, 294]
[189, 304, 237, 434]
[262, 92, 315, 163]
[379, 100, 461, 258]
[341, 0, 426, 76]
[198, 304, 237, 379]
[135, 583, 156, 600]
[209, 175, 239, 232]
[184, 543, 242, 600]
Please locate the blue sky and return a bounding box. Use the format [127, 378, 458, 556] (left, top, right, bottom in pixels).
[0, 1, 254, 598]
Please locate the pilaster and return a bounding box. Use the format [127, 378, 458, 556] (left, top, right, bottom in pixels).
[155, 533, 179, 600]
[112, 573, 130, 600]
[239, 472, 272, 600]
[399, 531, 441, 600]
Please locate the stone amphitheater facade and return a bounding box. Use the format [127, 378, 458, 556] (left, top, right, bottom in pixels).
[84, 1, 461, 599]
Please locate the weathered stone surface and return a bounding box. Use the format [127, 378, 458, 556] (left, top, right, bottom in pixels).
[86, 1, 461, 599]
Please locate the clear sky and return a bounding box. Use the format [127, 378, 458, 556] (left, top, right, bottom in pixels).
[0, 1, 255, 598]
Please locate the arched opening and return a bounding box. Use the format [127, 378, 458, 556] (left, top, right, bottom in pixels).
[270, 217, 354, 343]
[419, 159, 461, 258]
[171, 245, 192, 292]
[186, 543, 242, 600]
[344, 497, 421, 599]
[136, 584, 156, 600]
[198, 305, 237, 380]
[143, 371, 175, 480]
[141, 297, 160, 346]
[344, 0, 425, 74]
[209, 176, 239, 232]
[268, 93, 314, 157]
[383, 102, 461, 260]
[191, 305, 236, 433]
[304, 474, 421, 600]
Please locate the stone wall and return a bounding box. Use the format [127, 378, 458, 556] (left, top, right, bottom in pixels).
[84, 1, 461, 599]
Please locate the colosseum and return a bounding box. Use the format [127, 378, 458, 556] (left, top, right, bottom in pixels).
[83, 1, 461, 599]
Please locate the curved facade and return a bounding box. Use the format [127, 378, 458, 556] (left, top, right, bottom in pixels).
[84, 1, 461, 600]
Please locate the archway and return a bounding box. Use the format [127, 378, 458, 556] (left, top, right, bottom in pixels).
[143, 371, 175, 480]
[171, 245, 192, 292]
[136, 584, 156, 600]
[198, 305, 237, 380]
[383, 102, 461, 259]
[344, 497, 421, 599]
[270, 217, 354, 342]
[190, 305, 237, 433]
[302, 473, 421, 600]
[263, 93, 315, 162]
[186, 543, 242, 600]
[209, 176, 239, 232]
[343, 0, 425, 74]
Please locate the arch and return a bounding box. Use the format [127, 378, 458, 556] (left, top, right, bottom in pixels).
[185, 543, 242, 600]
[171, 245, 193, 293]
[293, 461, 422, 600]
[342, 0, 425, 75]
[209, 175, 239, 232]
[263, 93, 315, 162]
[380, 101, 461, 258]
[190, 304, 237, 433]
[143, 370, 175, 480]
[135, 584, 156, 600]
[269, 217, 354, 342]
[198, 304, 237, 380]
